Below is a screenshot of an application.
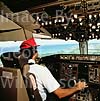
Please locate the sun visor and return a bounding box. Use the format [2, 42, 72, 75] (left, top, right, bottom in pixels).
[0, 15, 33, 41]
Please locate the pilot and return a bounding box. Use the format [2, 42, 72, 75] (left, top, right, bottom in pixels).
[20, 38, 88, 101]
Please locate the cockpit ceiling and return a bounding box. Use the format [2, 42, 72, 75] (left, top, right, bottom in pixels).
[1, 0, 57, 12]
[1, 0, 100, 41]
[1, 0, 99, 15]
[29, 0, 100, 42]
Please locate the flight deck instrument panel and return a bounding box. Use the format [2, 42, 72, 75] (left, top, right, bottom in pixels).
[40, 54, 100, 101]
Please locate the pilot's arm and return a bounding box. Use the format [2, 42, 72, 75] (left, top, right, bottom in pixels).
[41, 67, 88, 99]
[53, 81, 88, 99]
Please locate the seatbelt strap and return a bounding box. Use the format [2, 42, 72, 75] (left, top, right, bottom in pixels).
[26, 73, 42, 101]
[28, 63, 34, 65]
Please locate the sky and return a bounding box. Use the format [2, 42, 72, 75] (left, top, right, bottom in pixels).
[88, 39, 100, 43]
[0, 39, 79, 56]
[0, 38, 100, 56]
[0, 38, 100, 66]
[35, 39, 78, 45]
[0, 39, 79, 66]
[0, 39, 79, 47]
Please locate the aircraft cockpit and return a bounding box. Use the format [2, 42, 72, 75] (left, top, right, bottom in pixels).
[0, 0, 100, 101]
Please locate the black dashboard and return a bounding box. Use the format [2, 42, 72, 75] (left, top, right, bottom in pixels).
[40, 54, 100, 101]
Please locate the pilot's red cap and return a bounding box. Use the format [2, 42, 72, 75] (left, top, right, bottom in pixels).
[20, 38, 38, 49]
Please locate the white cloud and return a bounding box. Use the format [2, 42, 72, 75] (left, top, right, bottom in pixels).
[88, 39, 100, 44]
[0, 39, 78, 47]
[35, 39, 78, 45]
[0, 41, 22, 47]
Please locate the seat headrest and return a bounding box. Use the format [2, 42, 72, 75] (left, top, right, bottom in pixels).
[0, 52, 20, 68]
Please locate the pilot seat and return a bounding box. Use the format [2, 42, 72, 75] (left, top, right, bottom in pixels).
[0, 52, 42, 101]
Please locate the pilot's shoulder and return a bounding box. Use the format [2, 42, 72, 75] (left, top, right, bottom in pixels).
[35, 63, 46, 68]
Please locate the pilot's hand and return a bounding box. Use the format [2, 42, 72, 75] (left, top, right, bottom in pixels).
[75, 81, 88, 91]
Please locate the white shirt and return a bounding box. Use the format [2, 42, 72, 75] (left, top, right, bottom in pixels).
[28, 59, 60, 101]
